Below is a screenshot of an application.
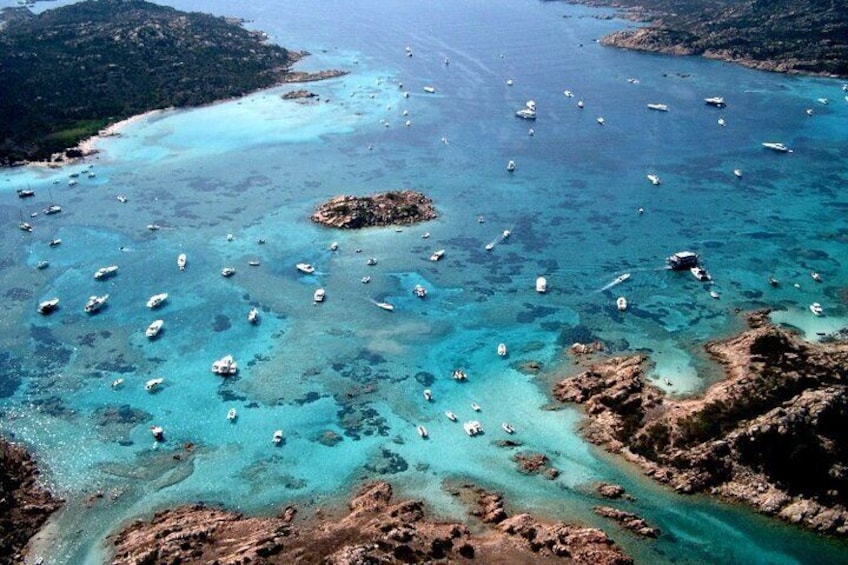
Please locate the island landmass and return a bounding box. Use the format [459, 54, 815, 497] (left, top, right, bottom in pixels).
[555, 310, 848, 536]
[311, 190, 438, 229]
[0, 0, 346, 166]
[570, 0, 848, 78]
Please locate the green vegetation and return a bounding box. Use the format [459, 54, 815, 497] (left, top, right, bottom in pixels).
[0, 0, 296, 164]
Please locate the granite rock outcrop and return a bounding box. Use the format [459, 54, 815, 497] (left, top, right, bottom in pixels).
[311, 190, 437, 229]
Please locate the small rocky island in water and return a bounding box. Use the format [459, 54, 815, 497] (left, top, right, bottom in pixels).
[556, 310, 848, 536]
[311, 190, 438, 229]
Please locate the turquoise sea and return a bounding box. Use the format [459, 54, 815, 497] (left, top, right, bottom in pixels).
[2, 0, 848, 562]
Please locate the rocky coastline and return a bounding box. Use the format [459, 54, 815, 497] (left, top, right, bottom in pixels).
[0, 436, 62, 563]
[311, 190, 438, 229]
[110, 480, 633, 564]
[554, 310, 848, 536]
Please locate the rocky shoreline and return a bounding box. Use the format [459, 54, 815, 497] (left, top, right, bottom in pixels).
[110, 481, 633, 564]
[311, 190, 438, 229]
[554, 311, 848, 536]
[0, 436, 62, 563]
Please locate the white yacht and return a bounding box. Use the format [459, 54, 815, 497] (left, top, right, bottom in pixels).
[810, 302, 824, 316]
[647, 174, 661, 185]
[470, 402, 481, 412]
[423, 389, 432, 401]
[616, 296, 628, 311]
[690, 266, 712, 282]
[429, 249, 445, 262]
[248, 307, 259, 324]
[733, 169, 743, 178]
[502, 422, 516, 434]
[376, 301, 395, 312]
[329, 241, 339, 251]
[150, 426, 164, 441]
[497, 343, 507, 357]
[221, 267, 236, 277]
[145, 319, 164, 338]
[717, 117, 726, 127]
[452, 369, 467, 381]
[445, 410, 457, 422]
[536, 276, 547, 293]
[19, 221, 33, 232]
[94, 265, 118, 280]
[296, 263, 315, 274]
[423, 86, 436, 94]
[177, 253, 187, 271]
[710, 290, 721, 300]
[145, 378, 164, 392]
[366, 257, 378, 266]
[412, 284, 427, 298]
[146, 293, 168, 309]
[49, 239, 62, 247]
[84, 294, 109, 314]
[464, 420, 483, 436]
[361, 276, 371, 284]
[117, 195, 128, 203]
[111, 378, 124, 389]
[762, 142, 792, 153]
[596, 117, 605, 125]
[314, 288, 326, 303]
[811, 271, 822, 282]
[705, 96, 726, 107]
[647, 103, 669, 112]
[272, 430, 284, 444]
[43, 205, 62, 215]
[507, 160, 516, 172]
[211, 354, 238, 376]
[36, 260, 49, 270]
[417, 425, 428, 438]
[515, 106, 536, 120]
[227, 408, 237, 422]
[38, 298, 59, 315]
[502, 230, 511, 239]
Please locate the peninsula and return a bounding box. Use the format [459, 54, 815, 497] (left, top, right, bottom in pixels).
[555, 311, 848, 536]
[0, 0, 345, 165]
[574, 0, 848, 78]
[311, 190, 438, 229]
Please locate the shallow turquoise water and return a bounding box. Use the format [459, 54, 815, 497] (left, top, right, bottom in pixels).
[2, 0, 847, 563]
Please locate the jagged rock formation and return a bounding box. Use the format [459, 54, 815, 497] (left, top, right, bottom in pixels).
[0, 437, 62, 564]
[110, 481, 633, 564]
[311, 190, 437, 229]
[574, 0, 848, 78]
[593, 506, 659, 538]
[554, 311, 848, 536]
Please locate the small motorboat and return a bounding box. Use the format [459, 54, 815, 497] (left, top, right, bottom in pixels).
[49, 239, 62, 247]
[16, 188, 35, 198]
[762, 142, 792, 153]
[452, 369, 467, 381]
[272, 430, 284, 444]
[329, 241, 339, 251]
[38, 298, 60, 315]
[19, 222, 33, 232]
[497, 343, 507, 357]
[423, 86, 436, 94]
[429, 249, 445, 262]
[94, 265, 118, 280]
[376, 301, 394, 312]
[314, 288, 326, 303]
[647, 174, 661, 185]
[535, 276, 547, 293]
[296, 263, 315, 274]
[717, 117, 726, 127]
[733, 169, 743, 178]
[227, 408, 237, 422]
[705, 96, 726, 107]
[463, 420, 483, 436]
[150, 426, 164, 441]
[117, 195, 128, 203]
[811, 271, 822, 282]
[146, 293, 168, 309]
[248, 260, 260, 267]
[616, 296, 628, 311]
[596, 117, 605, 125]
[145, 378, 164, 392]
[710, 290, 721, 300]
[361, 276, 371, 284]
[690, 266, 712, 282]
[445, 411, 458, 422]
[810, 302, 824, 316]
[111, 378, 124, 389]
[502, 422, 515, 434]
[84, 294, 109, 314]
[647, 103, 669, 112]
[768, 276, 780, 287]
[366, 257, 378, 266]
[502, 230, 511, 239]
[507, 160, 516, 172]
[423, 389, 432, 401]
[248, 307, 259, 324]
[470, 402, 481, 412]
[417, 425, 428, 438]
[145, 319, 164, 338]
[177, 253, 187, 271]
[43, 205, 62, 215]
[421, 232, 430, 239]
[36, 260, 49, 270]
[221, 267, 236, 277]
[412, 284, 427, 298]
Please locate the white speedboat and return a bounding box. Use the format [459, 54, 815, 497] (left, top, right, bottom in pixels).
[361, 276, 371, 284]
[810, 302, 824, 316]
[272, 430, 284, 444]
[329, 241, 339, 251]
[145, 319, 164, 338]
[150, 426, 164, 441]
[248, 260, 261, 267]
[221, 267, 236, 277]
[36, 260, 49, 270]
[710, 290, 721, 300]
[497, 343, 507, 357]
[502, 422, 516, 434]
[616, 296, 628, 311]
[502, 230, 511, 239]
[145, 377, 164, 392]
[84, 294, 109, 314]
[733, 169, 743, 178]
[705, 96, 725, 107]
[535, 276, 547, 293]
[429, 249, 445, 261]
[314, 288, 326, 303]
[690, 266, 712, 282]
[452, 369, 467, 381]
[717, 117, 726, 127]
[596, 117, 605, 125]
[111, 378, 124, 389]
[647, 103, 669, 112]
[515, 106, 536, 120]
[577, 100, 584, 108]
[762, 142, 792, 153]
[376, 301, 395, 312]
[423, 389, 432, 401]
[43, 205, 62, 215]
[16, 188, 35, 198]
[412, 284, 427, 298]
[177, 253, 187, 271]
[146, 292, 168, 309]
[445, 410, 457, 422]
[647, 174, 661, 185]
[423, 86, 436, 93]
[211, 354, 238, 376]
[38, 298, 59, 315]
[811, 271, 822, 282]
[227, 408, 237, 422]
[94, 265, 118, 280]
[296, 263, 315, 274]
[470, 402, 481, 412]
[248, 307, 259, 324]
[49, 239, 62, 247]
[507, 160, 516, 172]
[117, 195, 128, 203]
[417, 425, 428, 438]
[19, 221, 33, 232]
[463, 420, 483, 436]
[366, 257, 378, 266]
[485, 242, 495, 251]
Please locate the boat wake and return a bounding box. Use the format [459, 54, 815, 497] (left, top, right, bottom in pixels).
[596, 272, 631, 292]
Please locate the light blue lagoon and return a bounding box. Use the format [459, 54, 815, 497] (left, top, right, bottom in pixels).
[1, 0, 847, 563]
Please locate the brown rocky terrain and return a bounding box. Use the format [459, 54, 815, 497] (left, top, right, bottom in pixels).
[0, 437, 62, 564]
[554, 310, 848, 536]
[110, 481, 633, 564]
[311, 190, 438, 229]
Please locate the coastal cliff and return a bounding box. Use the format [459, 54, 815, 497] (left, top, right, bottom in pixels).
[554, 311, 848, 536]
[573, 0, 848, 78]
[110, 481, 632, 564]
[0, 437, 62, 564]
[311, 190, 438, 229]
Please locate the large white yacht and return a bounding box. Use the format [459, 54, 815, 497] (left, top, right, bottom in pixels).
[762, 142, 792, 153]
[211, 354, 238, 376]
[146, 292, 168, 309]
[145, 319, 164, 338]
[647, 103, 669, 112]
[464, 421, 483, 436]
[38, 298, 59, 315]
[84, 294, 109, 314]
[94, 265, 118, 280]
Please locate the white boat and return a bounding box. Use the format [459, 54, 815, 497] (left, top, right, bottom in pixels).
[361, 276, 371, 284]
[248, 307, 259, 324]
[817, 97, 829, 105]
[515, 106, 536, 120]
[227, 408, 237, 422]
[811, 271, 822, 282]
[417, 425, 428, 438]
[502, 422, 516, 434]
[429, 249, 445, 262]
[145, 377, 164, 392]
[38, 298, 59, 315]
[146, 293, 168, 309]
[272, 430, 284, 444]
[314, 288, 326, 303]
[667, 251, 699, 270]
[19, 221, 33, 232]
[497, 343, 507, 357]
[535, 276, 547, 293]
[117, 195, 128, 203]
[376, 301, 395, 312]
[111, 378, 124, 389]
[710, 290, 721, 300]
[596, 117, 605, 125]
[412, 284, 427, 298]
[36, 260, 49, 270]
[616, 296, 628, 311]
[647, 174, 661, 185]
[762, 142, 792, 153]
[145, 319, 164, 338]
[49, 239, 62, 247]
[423, 86, 436, 93]
[445, 410, 457, 422]
[296, 263, 315, 274]
[366, 257, 378, 266]
[647, 103, 669, 112]
[452, 369, 467, 381]
[507, 160, 516, 172]
[733, 169, 743, 178]
[705, 96, 725, 107]
[43, 204, 62, 215]
[147, 224, 161, 231]
[150, 426, 164, 441]
[211, 354, 238, 376]
[717, 117, 726, 127]
[506, 79, 513, 86]
[810, 302, 824, 316]
[423, 389, 432, 401]
[485, 242, 495, 251]
[614, 273, 631, 285]
[17, 188, 35, 198]
[248, 260, 261, 267]
[221, 267, 236, 277]
[94, 265, 118, 280]
[84, 294, 109, 313]
[463, 420, 483, 436]
[177, 253, 187, 271]
[690, 266, 712, 282]
[329, 241, 339, 251]
[470, 402, 481, 412]
[563, 90, 574, 98]
[577, 100, 584, 108]
[502, 230, 511, 239]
